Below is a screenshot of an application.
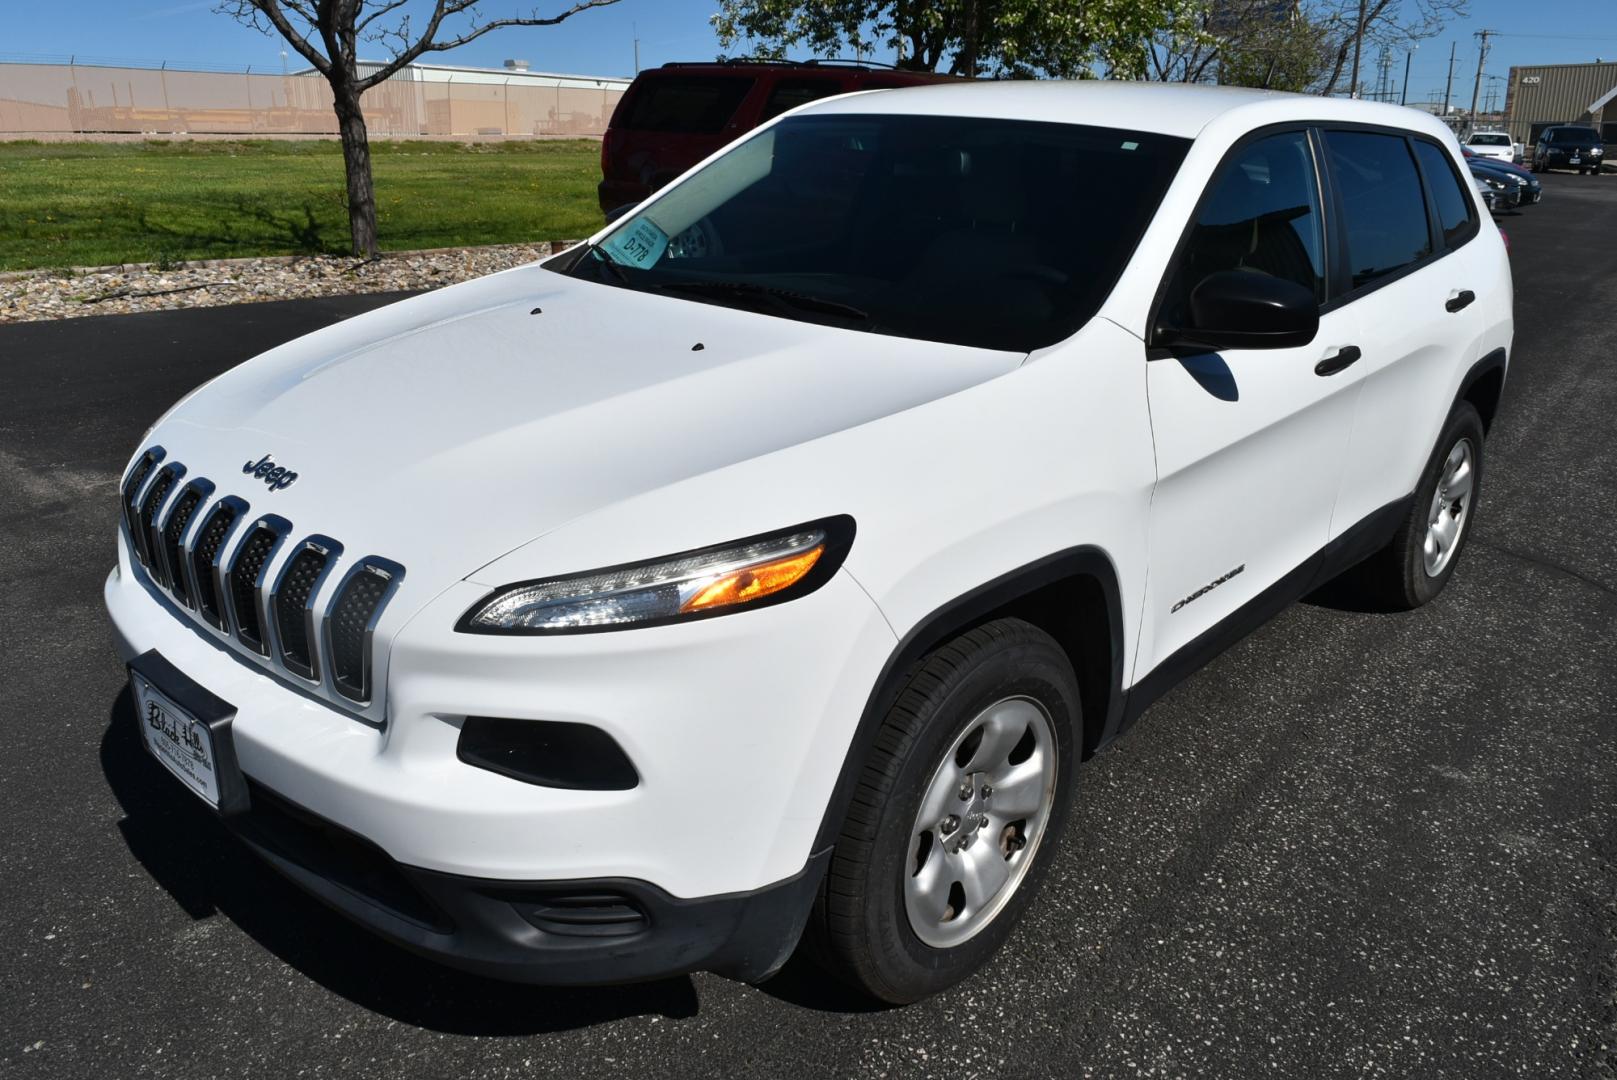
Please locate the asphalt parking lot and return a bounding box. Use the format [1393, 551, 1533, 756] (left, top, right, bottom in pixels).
[3, 175, 1615, 1080]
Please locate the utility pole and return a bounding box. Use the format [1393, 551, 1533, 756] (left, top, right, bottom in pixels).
[632, 22, 640, 73]
[1442, 40, 1456, 115]
[1400, 45, 1415, 106]
[1349, 0, 1366, 98]
[1468, 29, 1494, 136]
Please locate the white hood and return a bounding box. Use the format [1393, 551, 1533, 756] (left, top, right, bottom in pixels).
[153, 262, 1023, 595]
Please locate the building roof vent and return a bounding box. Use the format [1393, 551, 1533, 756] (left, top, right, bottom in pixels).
[504, 59, 530, 71]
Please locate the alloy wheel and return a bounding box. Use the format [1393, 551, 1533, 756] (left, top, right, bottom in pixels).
[903, 696, 1058, 948]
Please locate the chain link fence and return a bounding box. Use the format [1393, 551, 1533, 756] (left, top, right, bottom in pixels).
[0, 60, 626, 138]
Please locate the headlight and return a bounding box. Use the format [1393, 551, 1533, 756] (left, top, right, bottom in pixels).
[1482, 176, 1505, 189]
[1592, 147, 1604, 156]
[458, 517, 855, 633]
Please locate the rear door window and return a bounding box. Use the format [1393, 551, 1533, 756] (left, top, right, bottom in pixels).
[1322, 130, 1432, 291]
[621, 76, 755, 133]
[1412, 141, 1478, 250]
[758, 79, 847, 123]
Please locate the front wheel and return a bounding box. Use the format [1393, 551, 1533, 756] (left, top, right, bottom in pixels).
[802, 618, 1079, 1003]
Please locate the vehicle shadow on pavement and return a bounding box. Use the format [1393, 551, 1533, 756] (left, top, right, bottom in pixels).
[99, 687, 701, 1034]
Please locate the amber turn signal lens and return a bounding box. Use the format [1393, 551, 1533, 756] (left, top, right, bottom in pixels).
[680, 545, 825, 613]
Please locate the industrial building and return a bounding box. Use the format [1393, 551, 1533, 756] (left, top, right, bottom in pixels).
[1503, 60, 1617, 147]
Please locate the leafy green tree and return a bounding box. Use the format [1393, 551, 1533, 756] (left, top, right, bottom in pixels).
[712, 0, 1185, 80]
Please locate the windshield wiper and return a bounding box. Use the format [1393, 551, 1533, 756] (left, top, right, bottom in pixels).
[587, 245, 631, 286]
[648, 279, 869, 322]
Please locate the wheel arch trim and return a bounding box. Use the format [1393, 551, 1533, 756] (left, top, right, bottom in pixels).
[1456, 346, 1509, 432]
[812, 545, 1126, 852]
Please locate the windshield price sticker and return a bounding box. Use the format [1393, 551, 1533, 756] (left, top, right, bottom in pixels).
[601, 218, 670, 269]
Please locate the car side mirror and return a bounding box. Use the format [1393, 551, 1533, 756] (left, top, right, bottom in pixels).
[604, 202, 641, 224]
[1165, 270, 1319, 351]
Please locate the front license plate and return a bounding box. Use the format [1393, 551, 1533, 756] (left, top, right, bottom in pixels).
[1570, 156, 1581, 164]
[132, 672, 221, 808]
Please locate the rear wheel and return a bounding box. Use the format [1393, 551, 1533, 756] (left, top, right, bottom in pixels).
[1355, 402, 1485, 610]
[803, 618, 1079, 1003]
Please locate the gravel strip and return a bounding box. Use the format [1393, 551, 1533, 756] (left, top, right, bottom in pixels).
[0, 242, 576, 324]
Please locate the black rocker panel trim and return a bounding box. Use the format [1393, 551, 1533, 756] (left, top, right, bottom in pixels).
[1119, 494, 1412, 728]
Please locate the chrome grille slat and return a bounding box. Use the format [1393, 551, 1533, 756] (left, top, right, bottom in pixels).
[136, 461, 183, 574]
[159, 481, 211, 608]
[326, 558, 406, 705]
[120, 449, 406, 720]
[189, 496, 248, 630]
[270, 536, 343, 683]
[120, 447, 163, 561]
[226, 517, 290, 656]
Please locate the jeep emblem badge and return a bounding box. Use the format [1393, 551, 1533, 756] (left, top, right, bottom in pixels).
[243, 453, 299, 491]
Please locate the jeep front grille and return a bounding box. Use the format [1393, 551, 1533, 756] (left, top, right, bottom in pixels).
[120, 448, 407, 719]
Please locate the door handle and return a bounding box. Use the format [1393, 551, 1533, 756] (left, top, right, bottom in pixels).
[1445, 290, 1476, 313]
[1314, 345, 1362, 376]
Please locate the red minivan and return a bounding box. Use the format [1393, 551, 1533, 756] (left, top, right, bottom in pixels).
[598, 59, 955, 214]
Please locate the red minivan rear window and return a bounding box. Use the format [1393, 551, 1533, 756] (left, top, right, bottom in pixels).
[622, 76, 756, 133]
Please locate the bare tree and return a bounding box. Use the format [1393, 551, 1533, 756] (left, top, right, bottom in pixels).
[1150, 0, 1458, 95]
[218, 0, 620, 256]
[1314, 0, 1465, 96]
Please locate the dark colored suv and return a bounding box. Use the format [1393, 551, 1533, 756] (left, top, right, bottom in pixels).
[598, 59, 955, 214]
[1532, 125, 1606, 175]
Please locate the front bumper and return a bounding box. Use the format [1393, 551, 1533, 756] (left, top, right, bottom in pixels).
[230, 766, 832, 984]
[106, 528, 896, 980]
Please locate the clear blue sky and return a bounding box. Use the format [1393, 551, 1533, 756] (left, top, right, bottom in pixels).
[5, 0, 1616, 105]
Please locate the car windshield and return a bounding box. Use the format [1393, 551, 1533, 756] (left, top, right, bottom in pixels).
[560, 113, 1190, 352]
[1470, 134, 1511, 146]
[1549, 127, 1601, 144]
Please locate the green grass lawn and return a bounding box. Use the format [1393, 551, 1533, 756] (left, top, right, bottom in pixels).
[0, 139, 605, 271]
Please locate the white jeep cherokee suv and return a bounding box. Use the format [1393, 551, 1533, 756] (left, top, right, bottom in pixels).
[106, 82, 1511, 1003]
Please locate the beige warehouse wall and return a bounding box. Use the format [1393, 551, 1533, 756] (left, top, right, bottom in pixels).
[0, 62, 624, 137]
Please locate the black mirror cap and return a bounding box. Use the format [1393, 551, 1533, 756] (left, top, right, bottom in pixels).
[1166, 270, 1320, 351]
[603, 201, 641, 224]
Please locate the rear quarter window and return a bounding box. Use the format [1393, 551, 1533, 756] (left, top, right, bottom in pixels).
[1412, 141, 1478, 250]
[621, 76, 756, 133]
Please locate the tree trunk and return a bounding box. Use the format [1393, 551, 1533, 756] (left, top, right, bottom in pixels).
[961, 0, 981, 78]
[332, 84, 378, 258]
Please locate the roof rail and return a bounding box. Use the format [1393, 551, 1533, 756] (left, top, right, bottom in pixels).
[805, 58, 900, 70]
[662, 57, 798, 68]
[659, 56, 904, 71]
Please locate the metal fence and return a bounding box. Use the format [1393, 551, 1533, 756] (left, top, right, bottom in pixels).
[0, 61, 625, 138]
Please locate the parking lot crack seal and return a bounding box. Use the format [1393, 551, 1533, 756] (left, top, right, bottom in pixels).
[1468, 536, 1617, 606]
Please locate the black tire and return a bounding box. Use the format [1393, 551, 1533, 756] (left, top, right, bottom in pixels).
[1356, 402, 1486, 610]
[802, 618, 1080, 1004]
